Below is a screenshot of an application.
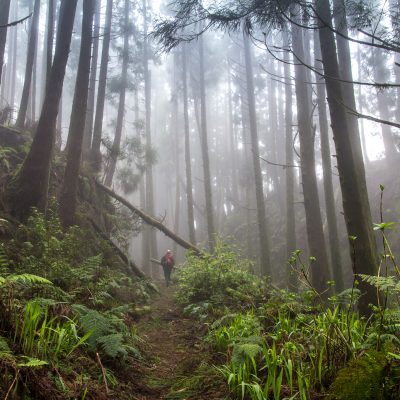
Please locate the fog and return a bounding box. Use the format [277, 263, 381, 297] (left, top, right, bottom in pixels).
[1, 0, 399, 290]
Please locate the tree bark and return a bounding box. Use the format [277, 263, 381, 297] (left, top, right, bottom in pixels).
[142, 0, 158, 272]
[182, 44, 196, 244]
[283, 30, 297, 287]
[83, 0, 100, 154]
[243, 29, 271, 276]
[198, 30, 216, 251]
[291, 12, 331, 293]
[314, 30, 344, 292]
[8, 0, 78, 220]
[59, 0, 95, 227]
[104, 0, 130, 187]
[91, 0, 113, 171]
[316, 0, 378, 315]
[16, 0, 40, 128]
[0, 0, 11, 88]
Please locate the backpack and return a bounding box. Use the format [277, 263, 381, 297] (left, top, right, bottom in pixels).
[164, 254, 173, 269]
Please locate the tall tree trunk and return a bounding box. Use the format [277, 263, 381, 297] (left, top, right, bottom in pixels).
[332, 0, 368, 170]
[103, 0, 129, 187]
[9, 0, 17, 108]
[41, 0, 55, 105]
[59, 0, 95, 227]
[283, 30, 297, 287]
[182, 44, 196, 244]
[143, 0, 158, 271]
[83, 0, 100, 154]
[291, 13, 331, 293]
[198, 31, 216, 251]
[9, 0, 78, 220]
[373, 48, 399, 163]
[16, 0, 40, 128]
[90, 0, 112, 170]
[243, 29, 271, 276]
[314, 30, 344, 292]
[316, 0, 378, 315]
[0, 0, 11, 88]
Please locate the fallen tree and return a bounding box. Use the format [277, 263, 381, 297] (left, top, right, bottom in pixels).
[94, 180, 202, 256]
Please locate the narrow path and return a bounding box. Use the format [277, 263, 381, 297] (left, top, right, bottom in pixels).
[131, 283, 227, 400]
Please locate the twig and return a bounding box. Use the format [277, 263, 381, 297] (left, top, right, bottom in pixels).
[96, 352, 109, 395]
[4, 370, 18, 400]
[0, 14, 32, 28]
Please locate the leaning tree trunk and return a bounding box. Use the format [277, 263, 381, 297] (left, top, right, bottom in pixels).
[316, 0, 378, 315]
[103, 0, 129, 187]
[0, 0, 11, 88]
[198, 30, 216, 251]
[182, 44, 196, 244]
[314, 30, 344, 292]
[243, 29, 271, 276]
[291, 13, 331, 293]
[8, 0, 78, 220]
[90, 0, 113, 171]
[16, 0, 40, 128]
[59, 0, 95, 227]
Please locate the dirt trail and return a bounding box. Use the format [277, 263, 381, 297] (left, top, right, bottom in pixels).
[131, 283, 227, 400]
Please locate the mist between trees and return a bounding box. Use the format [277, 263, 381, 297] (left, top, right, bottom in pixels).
[1, 0, 400, 316]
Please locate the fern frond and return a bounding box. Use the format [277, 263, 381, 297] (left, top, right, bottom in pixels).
[17, 356, 48, 367]
[231, 342, 262, 367]
[97, 333, 127, 359]
[9, 274, 53, 285]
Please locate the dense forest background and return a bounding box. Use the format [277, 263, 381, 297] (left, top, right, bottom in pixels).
[0, 0, 400, 399]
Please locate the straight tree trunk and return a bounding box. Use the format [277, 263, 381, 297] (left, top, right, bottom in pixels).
[291, 13, 331, 293]
[316, 0, 378, 315]
[59, 0, 95, 227]
[0, 0, 11, 88]
[182, 44, 196, 244]
[143, 0, 158, 272]
[90, 0, 113, 170]
[243, 29, 271, 276]
[198, 31, 216, 251]
[373, 48, 399, 163]
[83, 0, 100, 154]
[16, 0, 40, 128]
[41, 0, 55, 104]
[283, 30, 297, 287]
[103, 0, 129, 187]
[314, 30, 344, 292]
[9, 0, 78, 220]
[332, 0, 368, 170]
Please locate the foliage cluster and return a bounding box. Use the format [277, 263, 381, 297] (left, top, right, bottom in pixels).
[175, 241, 266, 319]
[0, 209, 152, 399]
[175, 242, 400, 400]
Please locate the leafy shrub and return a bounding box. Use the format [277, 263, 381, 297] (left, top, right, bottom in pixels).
[175, 241, 265, 312]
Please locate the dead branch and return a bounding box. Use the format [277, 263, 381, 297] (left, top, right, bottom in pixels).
[0, 14, 32, 28]
[96, 352, 109, 395]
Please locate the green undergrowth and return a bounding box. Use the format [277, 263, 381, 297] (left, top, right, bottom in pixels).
[0, 207, 154, 399]
[174, 241, 400, 400]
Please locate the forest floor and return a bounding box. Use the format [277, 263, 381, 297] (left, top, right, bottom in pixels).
[129, 282, 228, 400]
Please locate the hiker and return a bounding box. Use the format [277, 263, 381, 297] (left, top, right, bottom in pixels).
[160, 250, 174, 286]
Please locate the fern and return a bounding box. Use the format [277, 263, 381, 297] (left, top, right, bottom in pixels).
[79, 309, 111, 347]
[0, 335, 11, 354]
[8, 273, 53, 285]
[97, 333, 127, 359]
[358, 274, 400, 292]
[17, 356, 48, 367]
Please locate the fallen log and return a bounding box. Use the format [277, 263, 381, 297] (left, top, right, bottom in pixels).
[94, 180, 202, 256]
[89, 217, 145, 279]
